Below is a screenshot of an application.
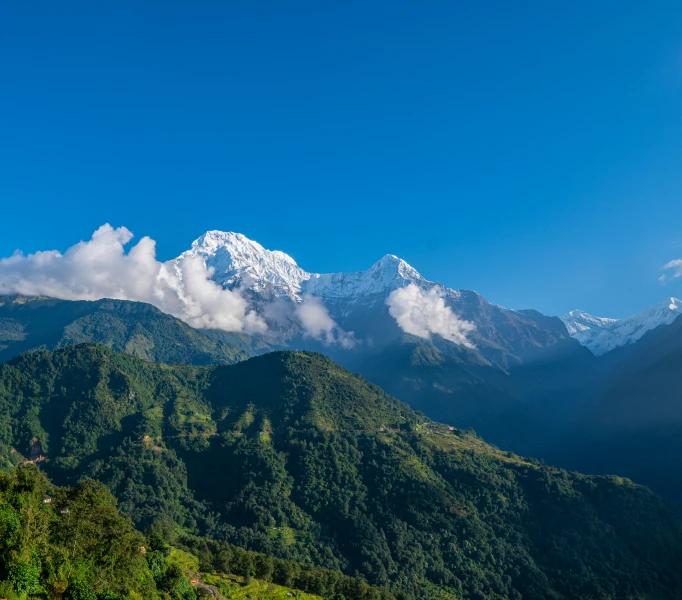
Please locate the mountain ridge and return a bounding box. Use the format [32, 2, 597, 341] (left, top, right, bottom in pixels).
[0, 294, 247, 365]
[176, 230, 682, 360]
[561, 297, 682, 355]
[174, 230, 581, 367]
[175, 230, 426, 303]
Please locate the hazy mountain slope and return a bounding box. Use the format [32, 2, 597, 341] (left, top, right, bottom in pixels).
[597, 311, 682, 375]
[346, 335, 518, 431]
[1, 344, 681, 599]
[549, 338, 682, 500]
[544, 313, 682, 499]
[349, 327, 600, 456]
[0, 295, 247, 365]
[595, 348, 682, 430]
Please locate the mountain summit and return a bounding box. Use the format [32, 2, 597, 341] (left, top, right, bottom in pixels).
[175, 231, 424, 303]
[177, 231, 309, 299]
[561, 297, 682, 355]
[172, 231, 577, 364]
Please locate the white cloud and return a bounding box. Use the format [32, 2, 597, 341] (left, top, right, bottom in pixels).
[660, 259, 682, 283]
[0, 224, 266, 334]
[295, 294, 355, 348]
[387, 283, 475, 347]
[259, 297, 296, 326]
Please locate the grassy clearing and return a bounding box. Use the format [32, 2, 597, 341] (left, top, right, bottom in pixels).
[201, 572, 323, 599]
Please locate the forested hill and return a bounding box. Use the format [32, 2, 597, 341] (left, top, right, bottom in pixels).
[0, 464, 393, 600]
[1, 344, 682, 599]
[0, 295, 247, 365]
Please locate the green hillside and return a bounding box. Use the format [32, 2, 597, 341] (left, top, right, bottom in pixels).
[0, 465, 393, 600]
[0, 464, 158, 599]
[0, 345, 681, 599]
[0, 295, 247, 365]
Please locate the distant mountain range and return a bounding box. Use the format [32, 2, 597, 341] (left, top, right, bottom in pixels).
[561, 298, 682, 355]
[174, 231, 581, 363]
[176, 231, 682, 358]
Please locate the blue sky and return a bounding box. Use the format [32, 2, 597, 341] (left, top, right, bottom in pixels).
[2, 1, 682, 318]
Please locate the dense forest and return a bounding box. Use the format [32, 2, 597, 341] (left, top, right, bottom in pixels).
[0, 344, 681, 599]
[0, 464, 161, 599]
[0, 464, 393, 600]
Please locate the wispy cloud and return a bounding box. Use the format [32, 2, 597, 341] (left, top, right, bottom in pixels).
[295, 294, 356, 348]
[387, 283, 475, 347]
[0, 224, 266, 333]
[659, 258, 682, 284]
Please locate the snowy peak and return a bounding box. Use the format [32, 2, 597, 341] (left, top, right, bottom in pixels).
[179, 231, 308, 298]
[562, 310, 617, 336]
[175, 231, 425, 303]
[170, 230, 576, 359]
[369, 254, 422, 281]
[561, 297, 682, 355]
[304, 254, 424, 301]
[189, 231, 300, 270]
[663, 297, 682, 311]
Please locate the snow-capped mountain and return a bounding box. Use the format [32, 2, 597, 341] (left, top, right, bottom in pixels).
[561, 298, 682, 355]
[177, 231, 309, 299]
[173, 231, 578, 365]
[176, 230, 425, 303]
[304, 254, 425, 303]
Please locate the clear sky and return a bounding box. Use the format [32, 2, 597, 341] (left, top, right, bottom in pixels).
[2, 1, 682, 318]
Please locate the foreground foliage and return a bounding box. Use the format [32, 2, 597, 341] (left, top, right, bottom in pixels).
[0, 466, 392, 600]
[0, 345, 681, 599]
[0, 465, 154, 599]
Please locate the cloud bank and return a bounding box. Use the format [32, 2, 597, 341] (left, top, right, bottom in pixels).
[295, 294, 356, 348]
[387, 283, 475, 347]
[0, 224, 266, 333]
[660, 259, 682, 283]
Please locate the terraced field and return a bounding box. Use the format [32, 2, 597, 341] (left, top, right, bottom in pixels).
[198, 572, 322, 600]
